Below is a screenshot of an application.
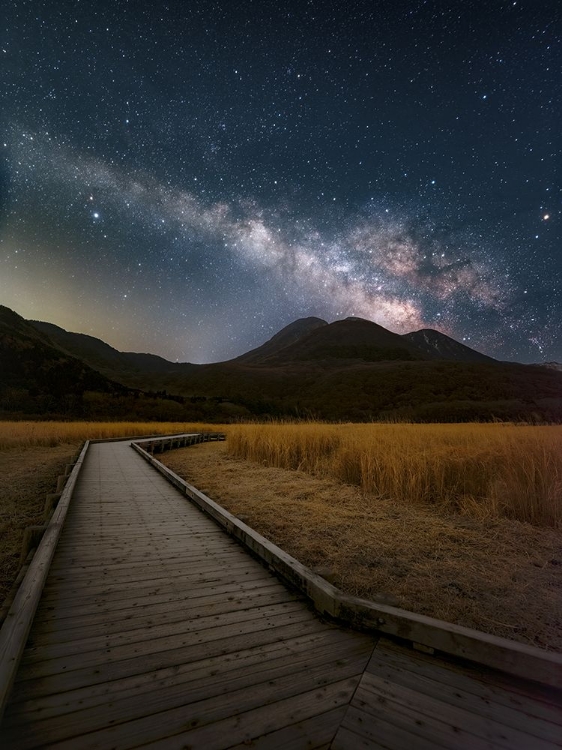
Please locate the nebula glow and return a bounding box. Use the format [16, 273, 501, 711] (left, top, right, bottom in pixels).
[1, 1, 560, 362]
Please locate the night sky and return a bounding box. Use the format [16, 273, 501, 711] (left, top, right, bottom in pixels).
[1, 1, 560, 363]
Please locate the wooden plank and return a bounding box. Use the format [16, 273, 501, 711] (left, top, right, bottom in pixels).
[48, 548, 258, 573]
[55, 527, 225, 540]
[135, 443, 562, 689]
[16, 608, 319, 682]
[14, 673, 362, 750]
[0, 441, 90, 721]
[3, 639, 370, 745]
[334, 712, 435, 750]
[50, 547, 232, 562]
[34, 578, 282, 622]
[46, 558, 247, 580]
[53, 535, 229, 550]
[50, 549, 239, 567]
[125, 680, 359, 750]
[368, 640, 562, 737]
[42, 558, 264, 593]
[22, 600, 309, 663]
[6, 629, 355, 719]
[11, 618, 330, 701]
[53, 536, 238, 551]
[31, 587, 300, 642]
[227, 708, 344, 749]
[355, 671, 557, 750]
[380, 638, 562, 716]
[38, 568, 274, 608]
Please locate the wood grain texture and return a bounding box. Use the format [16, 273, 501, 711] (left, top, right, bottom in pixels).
[1, 437, 561, 749]
[0, 439, 373, 748]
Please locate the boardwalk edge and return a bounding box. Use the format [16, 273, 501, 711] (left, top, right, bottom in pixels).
[132, 436, 562, 690]
[0, 440, 91, 720]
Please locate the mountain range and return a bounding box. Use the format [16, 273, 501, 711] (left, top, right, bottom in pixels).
[2, 304, 561, 422]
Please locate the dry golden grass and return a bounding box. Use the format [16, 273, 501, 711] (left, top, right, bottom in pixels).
[0, 420, 222, 608]
[163, 441, 562, 652]
[227, 423, 562, 527]
[0, 421, 227, 450]
[3, 420, 561, 649]
[0, 445, 79, 607]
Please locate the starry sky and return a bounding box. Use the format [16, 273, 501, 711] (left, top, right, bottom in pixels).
[1, 0, 560, 363]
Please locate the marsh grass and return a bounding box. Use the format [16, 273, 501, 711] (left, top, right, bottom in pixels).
[0, 445, 78, 607]
[0, 421, 226, 450]
[163, 441, 562, 651]
[227, 423, 562, 527]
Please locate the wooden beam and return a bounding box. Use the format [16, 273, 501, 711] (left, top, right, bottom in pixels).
[0, 441, 90, 720]
[132, 438, 562, 689]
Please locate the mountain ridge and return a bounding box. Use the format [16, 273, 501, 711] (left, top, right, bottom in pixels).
[2, 304, 561, 423]
[233, 317, 328, 365]
[403, 329, 495, 363]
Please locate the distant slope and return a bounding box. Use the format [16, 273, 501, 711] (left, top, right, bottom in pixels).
[538, 362, 562, 372]
[31, 320, 196, 390]
[234, 317, 328, 364]
[0, 305, 125, 404]
[259, 317, 434, 364]
[6, 306, 561, 423]
[403, 329, 495, 363]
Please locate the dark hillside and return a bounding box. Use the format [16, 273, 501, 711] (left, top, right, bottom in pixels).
[3, 306, 561, 422]
[259, 317, 433, 364]
[403, 329, 495, 363]
[234, 317, 328, 364]
[0, 305, 126, 414]
[31, 320, 196, 390]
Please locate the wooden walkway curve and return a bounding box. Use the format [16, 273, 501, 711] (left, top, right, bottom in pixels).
[0, 438, 561, 748]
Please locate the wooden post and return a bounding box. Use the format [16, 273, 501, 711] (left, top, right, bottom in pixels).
[19, 526, 47, 567]
[43, 493, 61, 521]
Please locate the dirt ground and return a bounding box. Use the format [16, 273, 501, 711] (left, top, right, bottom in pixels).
[0, 445, 78, 608]
[162, 441, 562, 653]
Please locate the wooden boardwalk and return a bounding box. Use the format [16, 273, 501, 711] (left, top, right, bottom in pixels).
[1, 439, 561, 748]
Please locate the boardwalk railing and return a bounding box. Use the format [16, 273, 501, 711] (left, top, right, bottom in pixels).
[1, 430, 560, 730]
[132, 434, 562, 690]
[137, 432, 225, 455]
[0, 441, 90, 719]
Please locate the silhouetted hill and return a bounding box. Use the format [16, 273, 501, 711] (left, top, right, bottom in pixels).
[31, 320, 196, 390]
[0, 305, 127, 414]
[537, 362, 562, 372]
[403, 329, 495, 363]
[234, 317, 328, 364]
[258, 317, 433, 364]
[4, 305, 561, 422]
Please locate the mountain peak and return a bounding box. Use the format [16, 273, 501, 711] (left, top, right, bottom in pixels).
[233, 317, 328, 364]
[254, 316, 429, 365]
[403, 329, 494, 363]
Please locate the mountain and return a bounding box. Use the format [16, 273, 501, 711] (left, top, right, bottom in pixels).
[0, 305, 126, 413]
[5, 305, 560, 423]
[538, 362, 562, 372]
[402, 329, 495, 363]
[31, 320, 196, 390]
[234, 317, 328, 364]
[254, 317, 433, 365]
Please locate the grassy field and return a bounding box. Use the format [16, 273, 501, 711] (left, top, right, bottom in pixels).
[0, 421, 224, 608]
[0, 445, 79, 608]
[227, 423, 562, 527]
[2, 420, 561, 650]
[163, 439, 562, 651]
[0, 421, 226, 450]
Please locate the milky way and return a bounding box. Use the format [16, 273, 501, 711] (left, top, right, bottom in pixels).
[1, 1, 560, 363]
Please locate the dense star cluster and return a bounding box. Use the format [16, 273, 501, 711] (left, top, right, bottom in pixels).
[1, 0, 560, 363]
